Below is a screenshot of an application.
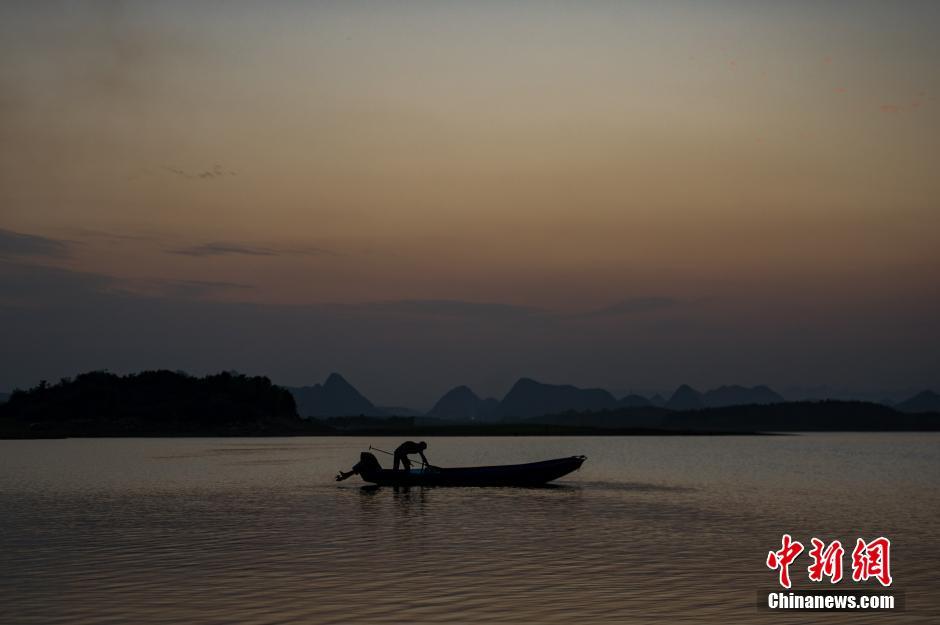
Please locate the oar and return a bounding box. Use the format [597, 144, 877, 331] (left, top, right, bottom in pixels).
[369, 445, 431, 469]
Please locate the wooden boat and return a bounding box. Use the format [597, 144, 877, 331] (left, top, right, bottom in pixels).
[354, 453, 586, 487]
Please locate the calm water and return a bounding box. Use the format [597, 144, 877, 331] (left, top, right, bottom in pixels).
[1, 434, 938, 624]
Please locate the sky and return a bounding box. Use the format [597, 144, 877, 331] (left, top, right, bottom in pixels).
[1, 0, 938, 408]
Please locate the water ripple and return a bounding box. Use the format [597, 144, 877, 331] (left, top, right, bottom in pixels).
[1, 435, 938, 624]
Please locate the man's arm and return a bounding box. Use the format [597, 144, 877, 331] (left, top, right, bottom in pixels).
[419, 451, 429, 466]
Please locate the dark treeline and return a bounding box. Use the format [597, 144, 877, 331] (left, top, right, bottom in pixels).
[0, 370, 328, 438]
[526, 401, 940, 432]
[1, 370, 938, 438]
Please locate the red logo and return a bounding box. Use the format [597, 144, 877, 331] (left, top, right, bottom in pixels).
[851, 537, 892, 587]
[766, 534, 804, 589]
[767, 535, 892, 588]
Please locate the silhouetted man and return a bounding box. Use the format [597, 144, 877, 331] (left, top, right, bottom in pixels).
[393, 440, 429, 471]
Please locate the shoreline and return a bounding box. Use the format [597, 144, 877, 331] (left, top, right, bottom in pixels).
[1, 426, 770, 439]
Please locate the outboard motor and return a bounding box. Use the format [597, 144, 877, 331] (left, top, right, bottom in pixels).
[336, 451, 383, 482]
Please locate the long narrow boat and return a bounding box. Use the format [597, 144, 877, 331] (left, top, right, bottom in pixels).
[354, 453, 587, 487]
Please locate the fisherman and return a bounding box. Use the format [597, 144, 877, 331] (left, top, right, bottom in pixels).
[393, 440, 430, 471]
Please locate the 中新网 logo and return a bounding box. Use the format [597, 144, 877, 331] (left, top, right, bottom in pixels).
[766, 535, 892, 588]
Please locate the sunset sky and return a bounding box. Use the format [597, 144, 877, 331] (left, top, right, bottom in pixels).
[1, 1, 938, 407]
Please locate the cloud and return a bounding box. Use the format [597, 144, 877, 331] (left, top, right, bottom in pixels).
[0, 229, 71, 259]
[122, 278, 254, 299]
[351, 297, 681, 324]
[0, 260, 935, 409]
[69, 228, 154, 242]
[171, 279, 251, 290]
[282, 245, 340, 257]
[169, 242, 279, 257]
[164, 165, 236, 180]
[169, 241, 336, 258]
[0, 260, 252, 307]
[68, 230, 336, 259]
[0, 259, 112, 306]
[578, 296, 680, 318]
[355, 299, 544, 320]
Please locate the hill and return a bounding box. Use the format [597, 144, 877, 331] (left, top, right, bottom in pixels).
[619, 394, 651, 408]
[895, 390, 940, 414]
[288, 373, 384, 418]
[702, 385, 784, 407]
[664, 384, 785, 410]
[0, 370, 326, 437]
[426, 385, 499, 420]
[665, 384, 704, 410]
[497, 378, 619, 418]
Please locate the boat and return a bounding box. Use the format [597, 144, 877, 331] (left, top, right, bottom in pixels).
[347, 452, 587, 487]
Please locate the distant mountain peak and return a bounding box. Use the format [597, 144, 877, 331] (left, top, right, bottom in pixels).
[666, 384, 704, 411]
[426, 385, 493, 421]
[436, 385, 481, 403]
[895, 390, 940, 414]
[664, 384, 785, 410]
[288, 373, 382, 418]
[702, 384, 784, 408]
[325, 372, 351, 386]
[499, 377, 618, 418]
[619, 394, 651, 408]
[511, 377, 540, 389]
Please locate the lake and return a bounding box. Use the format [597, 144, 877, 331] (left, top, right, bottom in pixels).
[1, 434, 938, 624]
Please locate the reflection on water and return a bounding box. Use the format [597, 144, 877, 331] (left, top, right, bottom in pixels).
[1, 435, 938, 624]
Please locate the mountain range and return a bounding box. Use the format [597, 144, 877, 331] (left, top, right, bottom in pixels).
[665, 384, 785, 410]
[285, 374, 936, 420]
[497, 378, 619, 418]
[2, 371, 936, 436]
[5, 372, 933, 421]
